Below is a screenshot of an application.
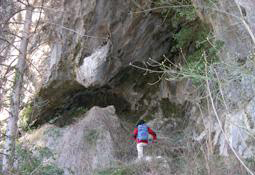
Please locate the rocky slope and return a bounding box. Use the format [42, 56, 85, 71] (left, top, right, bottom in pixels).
[22, 106, 133, 175]
[21, 106, 173, 175]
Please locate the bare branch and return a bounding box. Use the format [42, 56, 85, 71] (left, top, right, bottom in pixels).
[130, 5, 193, 14]
[3, 9, 27, 28]
[204, 54, 254, 175]
[129, 62, 165, 73]
[33, 0, 44, 34]
[46, 21, 108, 40]
[32, 5, 64, 13]
[0, 63, 15, 68]
[25, 57, 43, 78]
[0, 37, 22, 54]
[2, 30, 23, 39]
[15, 0, 28, 6]
[234, 2, 255, 45]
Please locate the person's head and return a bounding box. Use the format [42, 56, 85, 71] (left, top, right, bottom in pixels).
[136, 119, 145, 127]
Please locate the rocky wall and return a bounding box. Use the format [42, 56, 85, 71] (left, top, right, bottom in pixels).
[29, 0, 171, 124]
[192, 0, 255, 157]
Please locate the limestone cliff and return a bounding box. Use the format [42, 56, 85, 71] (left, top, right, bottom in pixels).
[24, 0, 255, 159]
[7, 0, 255, 174]
[192, 0, 255, 158]
[28, 0, 171, 125]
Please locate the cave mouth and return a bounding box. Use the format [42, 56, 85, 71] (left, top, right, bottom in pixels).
[40, 87, 131, 127]
[31, 66, 155, 128]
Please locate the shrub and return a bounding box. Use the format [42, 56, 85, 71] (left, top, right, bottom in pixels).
[15, 144, 64, 175]
[20, 105, 33, 130]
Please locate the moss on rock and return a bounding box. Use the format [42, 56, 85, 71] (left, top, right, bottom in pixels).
[20, 105, 33, 130]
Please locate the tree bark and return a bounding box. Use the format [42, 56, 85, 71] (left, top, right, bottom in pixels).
[2, 5, 33, 174]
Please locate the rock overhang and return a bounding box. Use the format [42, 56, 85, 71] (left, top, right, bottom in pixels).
[31, 0, 172, 125]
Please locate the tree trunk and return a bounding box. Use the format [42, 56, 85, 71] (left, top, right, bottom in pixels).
[2, 5, 33, 174]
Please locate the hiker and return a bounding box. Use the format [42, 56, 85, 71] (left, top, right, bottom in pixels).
[133, 120, 157, 160]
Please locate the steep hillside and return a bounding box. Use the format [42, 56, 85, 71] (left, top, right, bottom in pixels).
[1, 0, 255, 175]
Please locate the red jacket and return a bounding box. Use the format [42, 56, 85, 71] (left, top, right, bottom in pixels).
[133, 126, 157, 144]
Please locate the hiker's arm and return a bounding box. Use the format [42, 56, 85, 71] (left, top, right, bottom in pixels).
[133, 128, 138, 139]
[148, 127, 157, 140]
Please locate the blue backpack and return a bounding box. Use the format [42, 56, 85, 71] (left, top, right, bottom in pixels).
[137, 124, 148, 140]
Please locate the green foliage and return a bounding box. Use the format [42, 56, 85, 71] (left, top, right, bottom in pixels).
[176, 5, 197, 22]
[204, 0, 218, 6]
[16, 144, 64, 175]
[181, 39, 223, 85]
[153, 0, 224, 86]
[171, 4, 197, 27]
[47, 106, 87, 126]
[20, 105, 33, 130]
[69, 106, 88, 117]
[16, 145, 40, 174]
[36, 165, 64, 175]
[94, 159, 170, 175]
[154, 0, 197, 25]
[96, 168, 128, 175]
[173, 24, 210, 51]
[36, 146, 54, 159]
[245, 157, 255, 171]
[173, 28, 192, 49]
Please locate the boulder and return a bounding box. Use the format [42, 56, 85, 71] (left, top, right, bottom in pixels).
[22, 106, 135, 175]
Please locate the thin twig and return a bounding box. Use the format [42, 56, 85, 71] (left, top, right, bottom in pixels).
[129, 62, 165, 74]
[46, 21, 108, 40]
[130, 0, 143, 9]
[130, 5, 193, 14]
[32, 5, 64, 13]
[199, 5, 255, 45]
[33, 0, 44, 34]
[29, 158, 50, 175]
[234, 2, 255, 45]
